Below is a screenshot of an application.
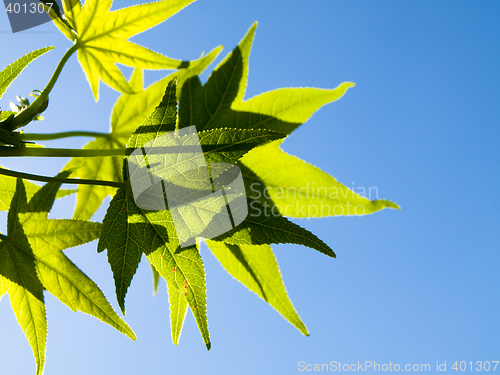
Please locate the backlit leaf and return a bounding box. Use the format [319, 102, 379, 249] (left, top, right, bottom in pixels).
[178, 23, 354, 135]
[0, 176, 135, 375]
[49, 0, 197, 100]
[240, 140, 400, 217]
[206, 240, 309, 335]
[0, 47, 53, 101]
[65, 47, 222, 220]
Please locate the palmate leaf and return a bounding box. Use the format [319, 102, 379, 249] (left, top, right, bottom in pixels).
[47, 0, 197, 100]
[0, 47, 53, 101]
[178, 23, 354, 135]
[65, 47, 222, 220]
[0, 176, 135, 375]
[178, 23, 398, 218]
[97, 22, 398, 350]
[99, 79, 211, 347]
[205, 240, 308, 335]
[98, 78, 297, 348]
[240, 140, 400, 217]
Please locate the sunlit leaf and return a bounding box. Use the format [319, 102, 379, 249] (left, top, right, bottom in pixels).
[0, 176, 135, 375]
[178, 23, 354, 135]
[206, 240, 309, 335]
[240, 140, 400, 217]
[65, 47, 222, 220]
[48, 0, 197, 100]
[0, 47, 53, 101]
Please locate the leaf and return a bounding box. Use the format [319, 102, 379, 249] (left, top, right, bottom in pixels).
[50, 0, 198, 100]
[167, 281, 188, 345]
[0, 177, 135, 375]
[205, 240, 308, 335]
[97, 189, 147, 314]
[99, 76, 285, 347]
[65, 46, 222, 220]
[240, 140, 400, 217]
[212, 199, 335, 258]
[39, 0, 75, 36]
[0, 170, 75, 211]
[150, 260, 160, 296]
[0, 111, 15, 122]
[178, 23, 354, 135]
[100, 186, 212, 348]
[1, 181, 47, 375]
[0, 47, 53, 101]
[176, 24, 397, 220]
[144, 215, 209, 348]
[98, 79, 210, 347]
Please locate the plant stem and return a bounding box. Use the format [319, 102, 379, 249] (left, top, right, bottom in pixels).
[23, 131, 112, 141]
[0, 147, 128, 158]
[8, 43, 79, 130]
[0, 167, 125, 189]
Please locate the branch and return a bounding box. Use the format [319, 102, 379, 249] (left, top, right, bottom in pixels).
[6, 44, 79, 130]
[0, 147, 128, 158]
[0, 167, 125, 189]
[23, 131, 112, 141]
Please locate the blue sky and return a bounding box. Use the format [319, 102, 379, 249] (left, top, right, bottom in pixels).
[1, 1, 499, 374]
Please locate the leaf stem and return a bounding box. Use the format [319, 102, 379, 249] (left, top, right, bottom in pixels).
[23, 131, 112, 141]
[0, 147, 128, 158]
[7, 43, 79, 130]
[0, 167, 125, 189]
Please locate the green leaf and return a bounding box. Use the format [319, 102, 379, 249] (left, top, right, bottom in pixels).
[240, 140, 400, 217]
[198, 128, 284, 164]
[98, 78, 212, 347]
[98, 80, 200, 349]
[0, 170, 75, 211]
[178, 23, 354, 135]
[1, 180, 46, 375]
[212, 199, 336, 258]
[0, 47, 54, 101]
[50, 0, 197, 100]
[100, 76, 285, 346]
[145, 217, 210, 349]
[0, 111, 15, 122]
[0, 177, 135, 374]
[150, 260, 161, 296]
[99, 187, 211, 348]
[65, 46, 222, 220]
[100, 76, 332, 348]
[39, 0, 75, 35]
[168, 281, 188, 345]
[205, 240, 308, 335]
[97, 189, 147, 314]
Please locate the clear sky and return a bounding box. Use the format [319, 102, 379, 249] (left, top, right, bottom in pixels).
[1, 1, 499, 374]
